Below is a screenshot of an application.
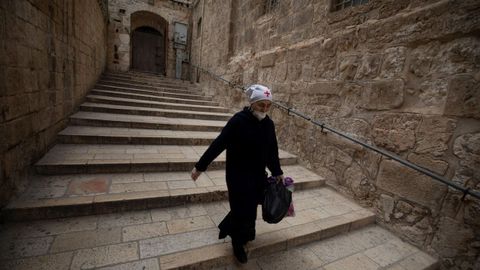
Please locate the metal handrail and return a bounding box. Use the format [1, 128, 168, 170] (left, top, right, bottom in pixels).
[191, 64, 480, 200]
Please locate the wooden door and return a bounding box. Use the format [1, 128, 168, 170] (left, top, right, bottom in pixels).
[132, 27, 165, 74]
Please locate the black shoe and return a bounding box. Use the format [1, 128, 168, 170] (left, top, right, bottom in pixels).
[233, 243, 248, 264]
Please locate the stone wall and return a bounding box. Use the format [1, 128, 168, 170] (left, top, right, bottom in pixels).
[190, 0, 480, 268]
[107, 0, 190, 78]
[0, 0, 107, 208]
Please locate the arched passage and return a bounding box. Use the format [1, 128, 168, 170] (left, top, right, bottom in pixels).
[131, 11, 168, 74]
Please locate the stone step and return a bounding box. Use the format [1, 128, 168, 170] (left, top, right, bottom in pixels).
[57, 126, 218, 145]
[3, 165, 323, 221]
[90, 89, 219, 106]
[0, 187, 383, 270]
[102, 72, 192, 86]
[34, 144, 298, 175]
[69, 111, 225, 132]
[104, 70, 191, 82]
[98, 78, 197, 92]
[79, 102, 232, 121]
[86, 94, 230, 113]
[94, 83, 211, 101]
[211, 225, 439, 270]
[96, 80, 198, 95]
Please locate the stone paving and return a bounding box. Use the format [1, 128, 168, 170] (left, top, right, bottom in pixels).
[1, 71, 439, 269]
[0, 188, 436, 270]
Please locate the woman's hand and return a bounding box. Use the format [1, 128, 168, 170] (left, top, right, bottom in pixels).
[275, 174, 285, 183]
[191, 167, 202, 181]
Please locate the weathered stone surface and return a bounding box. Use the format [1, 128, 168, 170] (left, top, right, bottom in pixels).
[2, 0, 107, 208]
[256, 247, 324, 270]
[344, 162, 371, 199]
[139, 228, 221, 258]
[408, 43, 439, 78]
[431, 37, 480, 75]
[444, 75, 480, 119]
[431, 217, 475, 257]
[66, 177, 110, 195]
[324, 253, 380, 270]
[464, 202, 480, 227]
[50, 228, 121, 253]
[1, 252, 74, 270]
[372, 113, 421, 153]
[338, 55, 359, 80]
[364, 239, 418, 267]
[260, 52, 276, 68]
[0, 236, 53, 260]
[381, 47, 407, 78]
[97, 258, 160, 270]
[70, 242, 139, 269]
[452, 132, 480, 188]
[415, 116, 456, 157]
[407, 153, 449, 176]
[376, 159, 447, 209]
[380, 194, 395, 222]
[360, 80, 404, 111]
[122, 222, 169, 242]
[355, 54, 382, 79]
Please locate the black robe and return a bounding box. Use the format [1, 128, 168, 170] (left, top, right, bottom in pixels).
[195, 107, 283, 244]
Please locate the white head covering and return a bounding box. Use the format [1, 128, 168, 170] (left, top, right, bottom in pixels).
[244, 84, 272, 104]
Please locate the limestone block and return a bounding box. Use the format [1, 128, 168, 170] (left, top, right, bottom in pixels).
[376, 159, 447, 209]
[431, 37, 480, 75]
[360, 79, 404, 111]
[414, 79, 448, 113]
[260, 53, 275, 68]
[380, 194, 395, 222]
[301, 62, 314, 82]
[0, 236, 53, 260]
[98, 258, 160, 270]
[398, 223, 429, 246]
[5, 115, 33, 148]
[415, 116, 456, 157]
[50, 227, 121, 253]
[464, 202, 480, 227]
[313, 56, 336, 79]
[431, 217, 475, 257]
[407, 153, 449, 176]
[273, 62, 287, 81]
[444, 75, 480, 119]
[355, 54, 382, 80]
[70, 242, 139, 269]
[408, 43, 439, 77]
[372, 113, 421, 153]
[338, 55, 359, 80]
[1, 252, 74, 270]
[118, 34, 130, 45]
[394, 200, 413, 218]
[453, 133, 480, 185]
[345, 163, 371, 199]
[380, 47, 407, 78]
[4, 94, 31, 121]
[293, 9, 313, 28]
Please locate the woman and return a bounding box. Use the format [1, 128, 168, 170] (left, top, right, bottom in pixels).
[191, 84, 284, 264]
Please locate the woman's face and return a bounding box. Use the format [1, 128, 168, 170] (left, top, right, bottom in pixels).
[251, 100, 272, 113]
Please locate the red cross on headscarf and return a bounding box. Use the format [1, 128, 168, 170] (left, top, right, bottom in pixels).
[264, 90, 270, 97]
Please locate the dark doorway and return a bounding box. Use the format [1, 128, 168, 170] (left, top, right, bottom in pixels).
[132, 27, 165, 74]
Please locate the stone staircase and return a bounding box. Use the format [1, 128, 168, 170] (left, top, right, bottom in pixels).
[0, 71, 438, 269]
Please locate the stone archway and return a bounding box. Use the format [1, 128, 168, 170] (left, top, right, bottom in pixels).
[131, 11, 168, 75]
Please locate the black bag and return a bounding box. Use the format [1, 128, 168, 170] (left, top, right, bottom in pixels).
[262, 180, 292, 224]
